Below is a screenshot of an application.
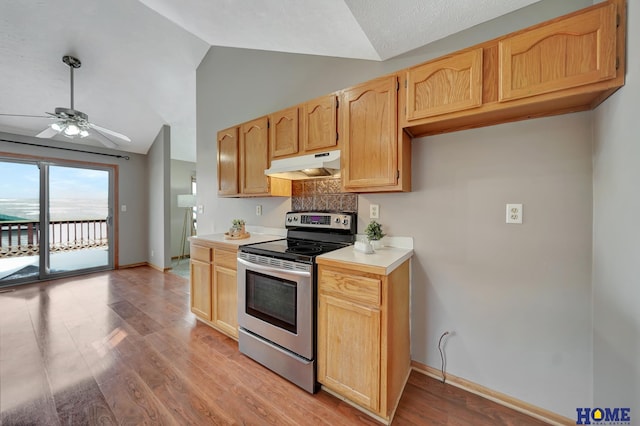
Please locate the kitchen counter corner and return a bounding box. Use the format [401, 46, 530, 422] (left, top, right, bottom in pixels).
[316, 245, 413, 275]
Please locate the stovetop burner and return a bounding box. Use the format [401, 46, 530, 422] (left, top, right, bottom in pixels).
[238, 211, 357, 263]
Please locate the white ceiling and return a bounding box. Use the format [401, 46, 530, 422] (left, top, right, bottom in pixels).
[0, 0, 542, 162]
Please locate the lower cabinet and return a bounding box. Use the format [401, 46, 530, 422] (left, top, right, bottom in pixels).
[189, 242, 238, 340]
[317, 260, 411, 423]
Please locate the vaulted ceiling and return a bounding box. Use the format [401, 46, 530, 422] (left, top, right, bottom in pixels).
[0, 0, 541, 162]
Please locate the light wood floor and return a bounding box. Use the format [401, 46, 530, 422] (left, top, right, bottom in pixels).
[0, 266, 547, 425]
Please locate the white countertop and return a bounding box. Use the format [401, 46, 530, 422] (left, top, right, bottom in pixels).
[189, 232, 284, 249]
[317, 244, 413, 275]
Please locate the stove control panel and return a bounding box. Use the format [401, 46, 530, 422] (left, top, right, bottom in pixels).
[285, 211, 355, 232]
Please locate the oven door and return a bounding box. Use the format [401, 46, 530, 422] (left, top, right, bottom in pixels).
[237, 256, 313, 360]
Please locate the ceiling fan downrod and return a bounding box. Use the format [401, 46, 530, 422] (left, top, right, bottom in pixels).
[62, 55, 81, 110]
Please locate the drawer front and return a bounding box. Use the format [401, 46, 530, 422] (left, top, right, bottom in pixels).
[214, 249, 237, 270]
[319, 268, 381, 307]
[191, 244, 211, 262]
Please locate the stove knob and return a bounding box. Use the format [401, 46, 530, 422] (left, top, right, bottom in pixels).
[287, 217, 292, 223]
[335, 218, 340, 223]
[342, 218, 349, 225]
[293, 216, 298, 222]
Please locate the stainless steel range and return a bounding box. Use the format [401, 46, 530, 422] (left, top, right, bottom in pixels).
[237, 211, 357, 393]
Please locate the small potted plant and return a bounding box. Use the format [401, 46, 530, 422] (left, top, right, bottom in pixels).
[364, 220, 385, 250]
[231, 218, 246, 236]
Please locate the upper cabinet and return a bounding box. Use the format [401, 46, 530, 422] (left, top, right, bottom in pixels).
[301, 94, 338, 153]
[217, 126, 239, 196]
[269, 107, 299, 159]
[402, 0, 624, 138]
[240, 116, 270, 196]
[406, 48, 483, 120]
[499, 3, 617, 102]
[215, 1, 624, 195]
[341, 76, 411, 193]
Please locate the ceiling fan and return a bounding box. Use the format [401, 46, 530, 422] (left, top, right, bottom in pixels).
[0, 55, 131, 149]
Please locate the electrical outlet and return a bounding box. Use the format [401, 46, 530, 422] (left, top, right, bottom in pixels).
[370, 204, 380, 219]
[121, 205, 127, 212]
[256, 205, 262, 216]
[197, 205, 204, 214]
[506, 204, 523, 224]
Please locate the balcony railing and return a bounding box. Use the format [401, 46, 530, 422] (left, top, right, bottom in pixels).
[0, 219, 108, 258]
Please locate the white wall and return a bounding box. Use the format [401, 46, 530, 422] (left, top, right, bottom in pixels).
[195, 0, 595, 418]
[147, 125, 171, 269]
[170, 159, 195, 258]
[593, 0, 640, 412]
[0, 131, 148, 266]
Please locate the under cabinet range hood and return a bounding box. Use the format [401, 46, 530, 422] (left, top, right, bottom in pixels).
[265, 150, 341, 180]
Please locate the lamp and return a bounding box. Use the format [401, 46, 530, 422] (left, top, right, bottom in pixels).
[50, 119, 91, 139]
[177, 194, 197, 262]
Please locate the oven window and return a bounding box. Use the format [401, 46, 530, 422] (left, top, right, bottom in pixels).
[246, 270, 297, 334]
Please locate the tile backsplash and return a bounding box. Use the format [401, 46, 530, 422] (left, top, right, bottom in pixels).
[291, 178, 357, 212]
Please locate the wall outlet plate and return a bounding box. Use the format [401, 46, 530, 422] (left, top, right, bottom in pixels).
[370, 204, 379, 219]
[506, 203, 523, 224]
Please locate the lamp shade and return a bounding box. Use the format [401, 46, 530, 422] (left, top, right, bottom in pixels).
[177, 194, 197, 208]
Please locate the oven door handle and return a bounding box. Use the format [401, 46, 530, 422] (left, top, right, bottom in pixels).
[237, 258, 312, 278]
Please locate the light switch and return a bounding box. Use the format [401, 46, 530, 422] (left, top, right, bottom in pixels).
[121, 205, 127, 212]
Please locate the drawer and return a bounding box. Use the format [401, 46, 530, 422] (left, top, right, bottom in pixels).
[191, 244, 211, 262]
[319, 268, 381, 307]
[214, 249, 237, 270]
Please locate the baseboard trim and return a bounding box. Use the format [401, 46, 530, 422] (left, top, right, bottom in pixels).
[411, 361, 573, 426]
[119, 262, 171, 272]
[118, 262, 148, 269]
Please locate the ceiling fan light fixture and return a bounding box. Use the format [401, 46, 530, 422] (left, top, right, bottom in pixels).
[63, 123, 80, 136]
[51, 122, 63, 132]
[79, 129, 89, 138]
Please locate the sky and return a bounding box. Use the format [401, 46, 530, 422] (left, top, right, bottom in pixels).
[0, 161, 108, 200]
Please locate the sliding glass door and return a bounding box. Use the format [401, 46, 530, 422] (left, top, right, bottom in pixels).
[0, 158, 114, 286]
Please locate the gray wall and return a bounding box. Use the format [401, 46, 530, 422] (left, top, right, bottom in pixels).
[195, 0, 595, 418]
[593, 0, 640, 412]
[0, 131, 148, 267]
[171, 159, 196, 258]
[147, 125, 171, 269]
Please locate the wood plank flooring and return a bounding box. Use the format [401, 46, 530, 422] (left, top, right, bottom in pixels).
[0, 266, 547, 425]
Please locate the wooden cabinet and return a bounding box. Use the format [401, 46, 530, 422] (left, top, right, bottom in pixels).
[402, 0, 624, 138]
[217, 126, 239, 196]
[301, 94, 338, 153]
[240, 116, 270, 195]
[190, 244, 212, 321]
[341, 75, 411, 193]
[270, 107, 299, 159]
[189, 242, 239, 340]
[499, 3, 617, 102]
[212, 248, 238, 339]
[406, 48, 483, 120]
[317, 260, 411, 422]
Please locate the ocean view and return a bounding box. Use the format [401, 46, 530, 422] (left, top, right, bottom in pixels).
[0, 198, 108, 221]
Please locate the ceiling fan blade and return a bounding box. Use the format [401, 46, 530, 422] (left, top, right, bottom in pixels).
[0, 113, 54, 119]
[35, 126, 61, 138]
[89, 128, 119, 149]
[88, 123, 131, 143]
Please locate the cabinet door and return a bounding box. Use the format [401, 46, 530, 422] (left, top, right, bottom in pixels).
[190, 259, 212, 321]
[217, 126, 239, 196]
[318, 293, 381, 412]
[212, 264, 238, 339]
[301, 94, 337, 153]
[341, 76, 398, 190]
[270, 107, 299, 159]
[406, 48, 483, 120]
[240, 116, 270, 195]
[499, 3, 617, 102]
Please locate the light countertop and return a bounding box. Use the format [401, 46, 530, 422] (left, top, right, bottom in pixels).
[317, 244, 413, 275]
[189, 232, 284, 250]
